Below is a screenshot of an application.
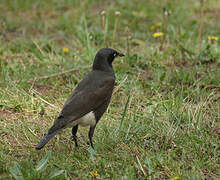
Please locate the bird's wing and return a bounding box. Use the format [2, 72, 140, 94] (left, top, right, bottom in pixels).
[48, 72, 115, 133]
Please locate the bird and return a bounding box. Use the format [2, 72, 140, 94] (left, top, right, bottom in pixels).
[35, 48, 124, 150]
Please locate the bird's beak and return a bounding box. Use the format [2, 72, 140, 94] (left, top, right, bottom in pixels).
[118, 53, 125, 57]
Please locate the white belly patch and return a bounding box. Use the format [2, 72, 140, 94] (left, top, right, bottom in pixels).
[69, 111, 96, 127]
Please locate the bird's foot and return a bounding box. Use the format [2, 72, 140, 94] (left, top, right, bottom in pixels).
[71, 135, 78, 147]
[87, 141, 94, 149]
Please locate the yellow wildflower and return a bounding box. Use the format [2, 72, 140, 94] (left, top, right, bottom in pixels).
[151, 22, 162, 31]
[90, 171, 98, 178]
[62, 47, 69, 53]
[208, 36, 219, 41]
[153, 32, 164, 38]
[170, 176, 179, 180]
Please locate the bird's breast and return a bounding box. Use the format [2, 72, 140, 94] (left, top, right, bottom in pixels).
[74, 111, 96, 127]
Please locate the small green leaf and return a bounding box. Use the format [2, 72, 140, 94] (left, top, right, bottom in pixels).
[36, 151, 51, 171]
[9, 162, 24, 180]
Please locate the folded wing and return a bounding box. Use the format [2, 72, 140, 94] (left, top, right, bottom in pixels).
[48, 71, 115, 133]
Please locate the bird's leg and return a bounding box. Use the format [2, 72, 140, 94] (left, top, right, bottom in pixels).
[88, 125, 96, 149]
[72, 125, 78, 147]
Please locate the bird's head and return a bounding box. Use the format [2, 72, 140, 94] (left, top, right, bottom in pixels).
[93, 48, 124, 72]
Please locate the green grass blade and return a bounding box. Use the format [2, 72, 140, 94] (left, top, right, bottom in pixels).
[9, 162, 24, 180]
[49, 169, 65, 178]
[36, 151, 51, 171]
[115, 94, 130, 136]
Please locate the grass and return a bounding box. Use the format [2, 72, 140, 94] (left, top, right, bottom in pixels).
[0, 0, 219, 179]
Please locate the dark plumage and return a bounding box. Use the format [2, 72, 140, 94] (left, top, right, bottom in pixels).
[36, 48, 124, 150]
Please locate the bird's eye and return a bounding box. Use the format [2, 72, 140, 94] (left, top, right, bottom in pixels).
[113, 53, 117, 57]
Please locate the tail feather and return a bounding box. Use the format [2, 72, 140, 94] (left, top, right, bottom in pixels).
[35, 130, 58, 150]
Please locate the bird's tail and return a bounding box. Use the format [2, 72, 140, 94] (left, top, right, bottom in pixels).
[35, 130, 59, 150]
